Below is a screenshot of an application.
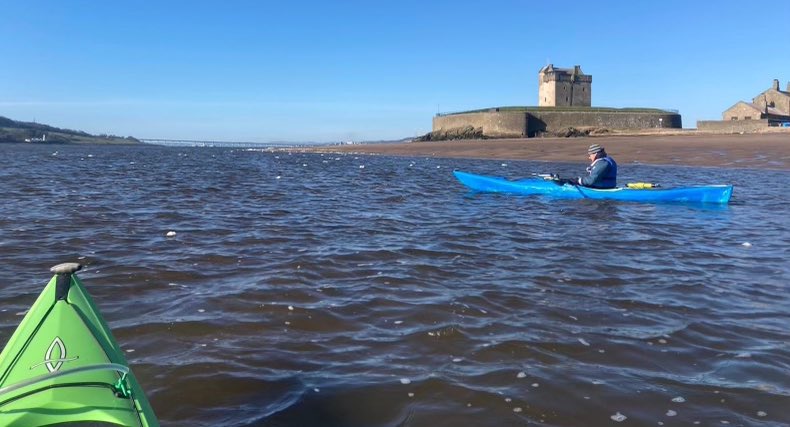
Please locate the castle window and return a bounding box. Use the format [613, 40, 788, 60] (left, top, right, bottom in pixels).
[744, 116, 751, 120]
[731, 117, 738, 120]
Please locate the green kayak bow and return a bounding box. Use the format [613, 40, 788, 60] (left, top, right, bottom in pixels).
[0, 263, 159, 426]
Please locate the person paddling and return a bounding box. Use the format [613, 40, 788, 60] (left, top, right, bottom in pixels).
[576, 143, 617, 189]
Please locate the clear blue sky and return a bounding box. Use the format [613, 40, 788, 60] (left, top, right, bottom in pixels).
[2, 0, 789, 142]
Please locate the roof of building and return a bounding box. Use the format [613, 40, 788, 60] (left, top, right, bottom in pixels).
[724, 101, 758, 112]
[756, 88, 790, 99]
[725, 101, 787, 116]
[539, 64, 587, 75]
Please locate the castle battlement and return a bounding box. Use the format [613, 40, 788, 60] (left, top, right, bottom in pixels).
[542, 74, 593, 83]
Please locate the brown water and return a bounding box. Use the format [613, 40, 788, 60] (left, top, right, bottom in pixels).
[0, 143, 788, 426]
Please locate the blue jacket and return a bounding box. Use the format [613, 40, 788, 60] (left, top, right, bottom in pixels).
[580, 156, 617, 188]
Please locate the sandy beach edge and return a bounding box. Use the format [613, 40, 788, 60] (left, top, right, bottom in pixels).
[285, 132, 790, 170]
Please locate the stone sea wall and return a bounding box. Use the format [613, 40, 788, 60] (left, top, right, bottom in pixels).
[696, 119, 771, 133]
[432, 109, 681, 138]
[431, 112, 529, 138]
[528, 111, 681, 135]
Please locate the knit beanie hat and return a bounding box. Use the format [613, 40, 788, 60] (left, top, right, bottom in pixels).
[588, 144, 604, 155]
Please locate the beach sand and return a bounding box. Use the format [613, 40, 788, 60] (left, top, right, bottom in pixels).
[298, 132, 790, 170]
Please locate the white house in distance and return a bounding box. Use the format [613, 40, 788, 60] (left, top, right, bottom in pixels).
[24, 134, 47, 143]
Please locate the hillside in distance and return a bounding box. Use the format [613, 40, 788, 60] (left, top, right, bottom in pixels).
[0, 116, 140, 144]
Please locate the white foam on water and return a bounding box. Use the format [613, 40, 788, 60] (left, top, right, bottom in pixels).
[578, 338, 590, 346]
[400, 378, 411, 385]
[741, 242, 752, 247]
[517, 372, 526, 378]
[666, 410, 677, 416]
[166, 231, 177, 237]
[756, 411, 767, 417]
[671, 396, 685, 403]
[610, 412, 627, 422]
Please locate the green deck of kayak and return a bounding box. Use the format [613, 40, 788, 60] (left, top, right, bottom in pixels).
[0, 263, 159, 426]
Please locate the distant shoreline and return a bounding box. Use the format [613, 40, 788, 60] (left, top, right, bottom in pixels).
[288, 131, 790, 170]
[0, 115, 141, 145]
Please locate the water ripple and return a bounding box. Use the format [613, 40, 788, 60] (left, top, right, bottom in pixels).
[0, 144, 788, 426]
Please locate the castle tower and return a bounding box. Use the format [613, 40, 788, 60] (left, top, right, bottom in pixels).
[538, 64, 592, 107]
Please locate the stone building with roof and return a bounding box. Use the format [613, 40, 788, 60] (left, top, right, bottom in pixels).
[722, 79, 790, 123]
[698, 79, 790, 131]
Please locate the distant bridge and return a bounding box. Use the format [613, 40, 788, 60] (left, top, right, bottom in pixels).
[139, 138, 292, 148]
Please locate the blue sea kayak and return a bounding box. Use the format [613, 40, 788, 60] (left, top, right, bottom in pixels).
[453, 171, 733, 204]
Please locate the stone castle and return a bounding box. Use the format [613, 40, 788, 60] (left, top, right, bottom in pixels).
[538, 64, 592, 107]
[430, 64, 680, 139]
